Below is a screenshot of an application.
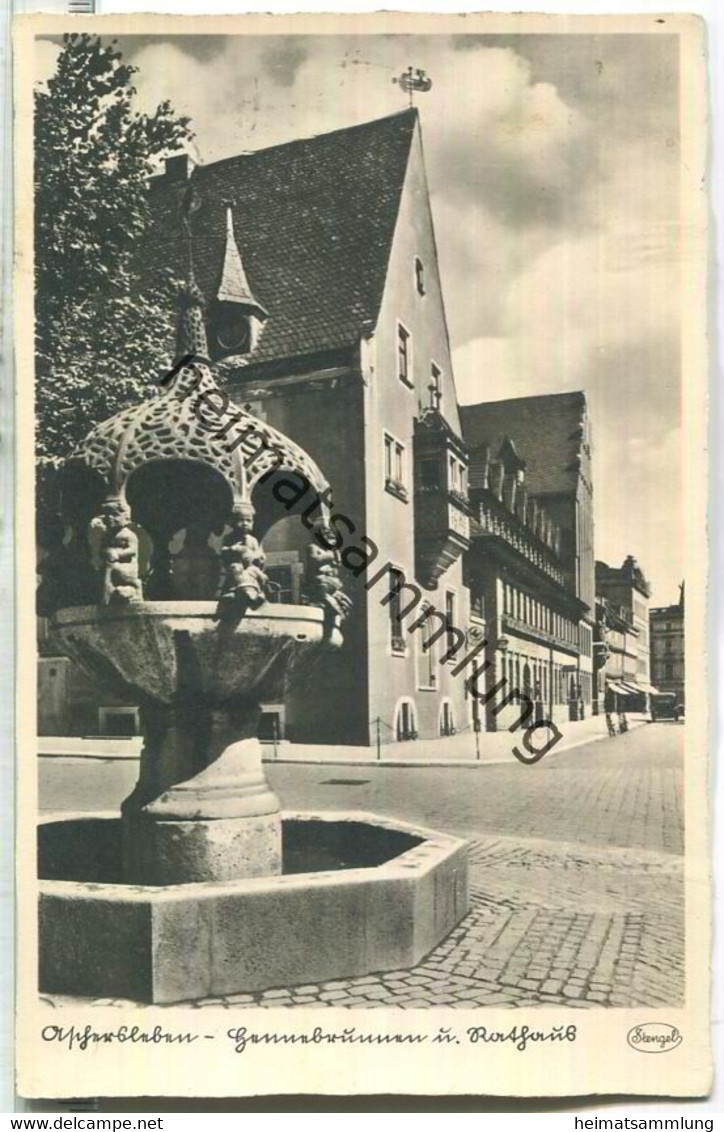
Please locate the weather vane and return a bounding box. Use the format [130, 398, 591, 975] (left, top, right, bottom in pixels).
[393, 66, 433, 107]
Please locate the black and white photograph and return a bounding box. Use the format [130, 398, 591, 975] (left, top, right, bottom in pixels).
[13, 10, 710, 1102]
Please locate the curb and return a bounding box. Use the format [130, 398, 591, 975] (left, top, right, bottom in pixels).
[263, 720, 650, 770]
[38, 720, 650, 769]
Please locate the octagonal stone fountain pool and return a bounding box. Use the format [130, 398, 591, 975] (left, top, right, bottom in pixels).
[39, 810, 468, 1003]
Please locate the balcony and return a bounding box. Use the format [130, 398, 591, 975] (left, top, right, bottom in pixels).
[474, 500, 566, 588]
[501, 614, 579, 657]
[413, 410, 471, 587]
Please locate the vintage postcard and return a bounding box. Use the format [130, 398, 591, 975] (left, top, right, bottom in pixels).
[13, 11, 710, 1101]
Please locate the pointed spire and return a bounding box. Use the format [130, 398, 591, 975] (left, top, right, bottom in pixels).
[217, 204, 267, 320]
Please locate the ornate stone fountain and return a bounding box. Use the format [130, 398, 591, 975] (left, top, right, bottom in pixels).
[37, 285, 468, 1003]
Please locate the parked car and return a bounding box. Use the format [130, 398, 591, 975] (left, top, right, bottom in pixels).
[650, 692, 680, 722]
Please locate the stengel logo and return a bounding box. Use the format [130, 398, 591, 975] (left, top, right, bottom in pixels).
[627, 1023, 682, 1053]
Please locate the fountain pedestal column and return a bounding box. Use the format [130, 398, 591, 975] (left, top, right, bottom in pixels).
[122, 703, 282, 885]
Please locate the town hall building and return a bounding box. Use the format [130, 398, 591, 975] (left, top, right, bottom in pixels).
[142, 109, 472, 745]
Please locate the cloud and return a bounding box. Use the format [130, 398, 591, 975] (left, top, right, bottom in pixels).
[595, 427, 684, 603]
[452, 217, 682, 602]
[260, 37, 310, 88]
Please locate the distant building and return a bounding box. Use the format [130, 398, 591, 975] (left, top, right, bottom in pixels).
[650, 584, 685, 706]
[595, 556, 655, 711]
[460, 393, 596, 727]
[594, 598, 640, 713]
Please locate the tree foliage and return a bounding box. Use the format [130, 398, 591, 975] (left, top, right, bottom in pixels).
[35, 33, 193, 468]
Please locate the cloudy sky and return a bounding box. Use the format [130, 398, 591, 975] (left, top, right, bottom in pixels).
[38, 29, 683, 604]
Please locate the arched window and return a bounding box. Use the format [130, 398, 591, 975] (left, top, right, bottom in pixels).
[394, 698, 418, 742]
[439, 699, 455, 737]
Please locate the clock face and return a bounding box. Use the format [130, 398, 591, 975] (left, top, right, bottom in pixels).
[214, 308, 250, 354]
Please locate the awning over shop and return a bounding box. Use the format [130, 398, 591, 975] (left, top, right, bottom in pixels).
[635, 682, 659, 695]
[621, 682, 644, 695]
[606, 681, 631, 696]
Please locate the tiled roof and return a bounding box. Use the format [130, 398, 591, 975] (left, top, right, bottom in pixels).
[143, 110, 418, 367]
[460, 392, 587, 497]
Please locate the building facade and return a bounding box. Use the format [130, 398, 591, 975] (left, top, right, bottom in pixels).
[594, 598, 641, 713]
[460, 393, 596, 724]
[458, 429, 591, 732]
[595, 556, 654, 711]
[650, 585, 685, 706]
[139, 109, 473, 746]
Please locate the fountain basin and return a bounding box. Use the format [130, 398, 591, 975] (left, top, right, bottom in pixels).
[38, 811, 469, 1004]
[51, 602, 339, 705]
[50, 602, 344, 885]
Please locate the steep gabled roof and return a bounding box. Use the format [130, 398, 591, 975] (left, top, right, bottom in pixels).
[460, 392, 587, 497]
[144, 110, 419, 368]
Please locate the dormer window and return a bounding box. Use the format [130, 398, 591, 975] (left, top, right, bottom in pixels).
[415, 256, 426, 296]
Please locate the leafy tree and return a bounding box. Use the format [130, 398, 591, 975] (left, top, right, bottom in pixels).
[35, 33, 193, 471]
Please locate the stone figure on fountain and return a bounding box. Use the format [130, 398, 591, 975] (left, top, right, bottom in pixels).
[305, 521, 352, 626]
[216, 499, 269, 620]
[92, 499, 143, 606]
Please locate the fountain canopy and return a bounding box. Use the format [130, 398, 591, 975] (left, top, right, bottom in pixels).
[44, 281, 342, 618]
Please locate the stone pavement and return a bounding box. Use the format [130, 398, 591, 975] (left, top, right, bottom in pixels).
[187, 834, 683, 1010]
[262, 722, 683, 854]
[41, 722, 685, 1011]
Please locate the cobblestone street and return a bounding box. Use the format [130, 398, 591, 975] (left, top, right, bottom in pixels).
[41, 721, 685, 1010]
